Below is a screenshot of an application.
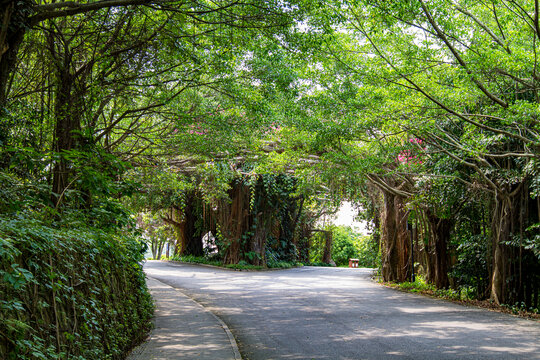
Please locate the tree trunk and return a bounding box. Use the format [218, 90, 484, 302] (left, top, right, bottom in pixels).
[322, 230, 333, 264]
[151, 240, 158, 259]
[296, 220, 312, 264]
[156, 242, 164, 260]
[51, 71, 80, 203]
[426, 212, 452, 289]
[219, 183, 250, 265]
[250, 211, 272, 266]
[490, 194, 514, 305]
[380, 189, 410, 282]
[170, 195, 203, 257]
[0, 1, 28, 107]
[49, 35, 91, 207]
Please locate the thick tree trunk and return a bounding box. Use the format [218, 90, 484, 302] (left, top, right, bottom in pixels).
[250, 211, 272, 266]
[169, 195, 203, 257]
[381, 190, 410, 282]
[184, 196, 204, 256]
[490, 195, 513, 305]
[151, 241, 157, 259]
[169, 207, 184, 255]
[213, 177, 305, 266]
[296, 220, 312, 264]
[219, 183, 250, 265]
[426, 212, 452, 289]
[488, 182, 540, 307]
[381, 191, 396, 281]
[151, 238, 164, 260]
[156, 243, 164, 260]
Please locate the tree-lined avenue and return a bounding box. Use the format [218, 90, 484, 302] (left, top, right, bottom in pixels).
[144, 261, 540, 360]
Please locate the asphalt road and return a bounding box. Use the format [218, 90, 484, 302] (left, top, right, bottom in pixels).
[144, 261, 540, 360]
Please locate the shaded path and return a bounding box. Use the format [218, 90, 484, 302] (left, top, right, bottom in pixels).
[128, 277, 240, 360]
[144, 261, 540, 360]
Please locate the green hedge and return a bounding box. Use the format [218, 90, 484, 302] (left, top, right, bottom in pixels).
[0, 216, 153, 359]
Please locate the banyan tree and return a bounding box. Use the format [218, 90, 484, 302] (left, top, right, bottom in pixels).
[163, 172, 310, 266]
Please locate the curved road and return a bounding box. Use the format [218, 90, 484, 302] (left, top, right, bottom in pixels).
[144, 261, 540, 360]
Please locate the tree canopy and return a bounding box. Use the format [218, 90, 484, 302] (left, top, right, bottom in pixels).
[1, 0, 540, 357]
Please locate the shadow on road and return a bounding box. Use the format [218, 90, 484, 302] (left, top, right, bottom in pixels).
[145, 261, 540, 360]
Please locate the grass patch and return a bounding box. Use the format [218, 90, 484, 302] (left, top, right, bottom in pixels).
[268, 260, 301, 269]
[170, 255, 221, 267]
[397, 276, 436, 293]
[388, 276, 475, 301]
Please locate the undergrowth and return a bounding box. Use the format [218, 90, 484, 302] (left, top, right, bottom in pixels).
[389, 276, 476, 301]
[383, 276, 540, 319]
[169, 255, 300, 270]
[0, 214, 154, 359]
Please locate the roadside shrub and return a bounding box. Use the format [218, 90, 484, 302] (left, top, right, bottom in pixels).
[171, 254, 298, 270]
[450, 234, 489, 299]
[266, 260, 297, 269]
[397, 276, 476, 301]
[398, 276, 436, 292]
[0, 215, 153, 360]
[354, 235, 379, 268]
[332, 227, 358, 266]
[170, 254, 221, 266]
[314, 226, 378, 268]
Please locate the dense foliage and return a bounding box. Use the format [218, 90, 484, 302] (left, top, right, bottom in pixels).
[277, 0, 540, 310]
[0, 2, 314, 357]
[2, 1, 540, 354]
[0, 170, 152, 359]
[310, 226, 378, 267]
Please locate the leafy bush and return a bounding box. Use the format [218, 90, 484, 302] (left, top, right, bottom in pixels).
[397, 276, 477, 301]
[311, 226, 379, 267]
[0, 68, 156, 358]
[0, 215, 153, 359]
[266, 260, 298, 269]
[332, 227, 358, 266]
[398, 276, 436, 292]
[450, 234, 489, 299]
[501, 302, 539, 315]
[171, 254, 298, 270]
[170, 254, 221, 267]
[354, 235, 380, 268]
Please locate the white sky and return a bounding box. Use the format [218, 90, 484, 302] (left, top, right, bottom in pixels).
[329, 201, 370, 235]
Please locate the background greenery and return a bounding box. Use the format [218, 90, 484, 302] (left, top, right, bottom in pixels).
[2, 1, 540, 356]
[309, 226, 379, 267]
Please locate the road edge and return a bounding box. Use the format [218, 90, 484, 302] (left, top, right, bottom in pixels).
[147, 275, 243, 360]
[374, 278, 540, 322]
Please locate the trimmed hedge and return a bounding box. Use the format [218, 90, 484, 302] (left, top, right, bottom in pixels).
[0, 215, 153, 359]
